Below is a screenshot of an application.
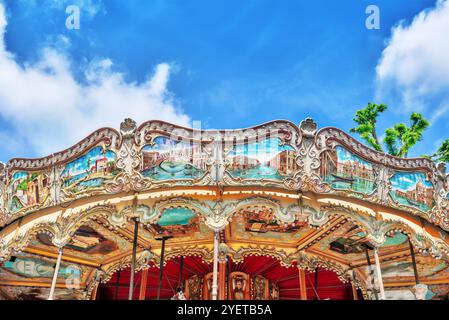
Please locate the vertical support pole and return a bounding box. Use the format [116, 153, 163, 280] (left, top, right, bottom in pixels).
[178, 256, 184, 290]
[373, 247, 386, 300]
[227, 257, 232, 300]
[298, 268, 307, 300]
[48, 247, 63, 300]
[218, 257, 226, 300]
[351, 270, 359, 300]
[364, 247, 379, 300]
[91, 283, 99, 300]
[129, 218, 139, 300]
[314, 268, 319, 300]
[211, 231, 219, 300]
[157, 237, 167, 300]
[351, 282, 359, 300]
[139, 268, 149, 300]
[114, 270, 121, 300]
[409, 239, 420, 285]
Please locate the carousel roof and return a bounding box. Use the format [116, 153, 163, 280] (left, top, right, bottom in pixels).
[0, 118, 448, 300]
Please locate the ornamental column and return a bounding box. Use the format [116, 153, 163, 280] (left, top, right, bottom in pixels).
[48, 246, 64, 300]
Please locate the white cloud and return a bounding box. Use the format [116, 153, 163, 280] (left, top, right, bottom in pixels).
[0, 3, 190, 158]
[375, 0, 449, 121]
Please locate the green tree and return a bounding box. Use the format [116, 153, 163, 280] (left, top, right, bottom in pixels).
[383, 113, 429, 158]
[350, 103, 387, 152]
[430, 138, 449, 163]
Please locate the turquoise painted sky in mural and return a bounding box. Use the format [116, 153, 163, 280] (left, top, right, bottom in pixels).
[12, 171, 29, 181]
[336, 146, 373, 168]
[390, 172, 433, 191]
[61, 146, 116, 177]
[230, 138, 294, 162]
[143, 136, 192, 153]
[158, 208, 196, 226]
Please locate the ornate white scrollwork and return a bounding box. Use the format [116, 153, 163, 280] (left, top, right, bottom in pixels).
[105, 118, 149, 193]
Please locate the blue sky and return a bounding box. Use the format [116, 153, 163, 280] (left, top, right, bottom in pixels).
[0, 0, 448, 161]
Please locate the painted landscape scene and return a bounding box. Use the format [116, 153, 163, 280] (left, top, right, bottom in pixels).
[61, 146, 120, 194]
[8, 171, 49, 213]
[389, 172, 434, 212]
[142, 137, 206, 180]
[320, 146, 375, 194]
[227, 138, 297, 180]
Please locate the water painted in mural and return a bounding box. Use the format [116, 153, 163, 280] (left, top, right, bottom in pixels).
[320, 146, 375, 194]
[2, 257, 80, 279]
[61, 146, 119, 194]
[389, 172, 434, 212]
[227, 138, 297, 180]
[8, 171, 49, 213]
[152, 207, 199, 236]
[142, 137, 206, 180]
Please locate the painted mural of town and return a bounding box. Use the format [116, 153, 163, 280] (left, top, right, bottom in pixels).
[141, 137, 207, 180]
[61, 146, 120, 194]
[8, 171, 49, 213]
[320, 146, 376, 194]
[389, 172, 434, 212]
[226, 137, 297, 180]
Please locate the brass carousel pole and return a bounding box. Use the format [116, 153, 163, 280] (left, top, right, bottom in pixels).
[48, 246, 64, 300]
[178, 255, 184, 290]
[129, 218, 139, 300]
[156, 233, 172, 300]
[409, 239, 420, 285]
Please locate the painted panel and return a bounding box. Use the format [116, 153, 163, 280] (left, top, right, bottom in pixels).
[320, 146, 375, 194]
[152, 208, 200, 237]
[8, 171, 49, 213]
[37, 225, 119, 255]
[381, 232, 408, 247]
[61, 146, 120, 194]
[389, 172, 434, 212]
[141, 137, 206, 180]
[1, 257, 80, 279]
[0, 286, 86, 300]
[243, 209, 306, 234]
[226, 138, 297, 180]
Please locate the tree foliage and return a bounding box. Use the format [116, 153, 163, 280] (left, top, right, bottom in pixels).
[383, 113, 429, 158]
[431, 138, 449, 163]
[350, 103, 387, 152]
[350, 102, 448, 163]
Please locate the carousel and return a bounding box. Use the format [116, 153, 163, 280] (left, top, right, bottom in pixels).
[1, 118, 449, 300]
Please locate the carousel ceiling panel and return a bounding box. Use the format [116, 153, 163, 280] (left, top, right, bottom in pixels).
[310, 221, 366, 260]
[143, 207, 213, 243]
[0, 251, 90, 286]
[0, 286, 87, 300]
[380, 254, 449, 282]
[227, 209, 313, 244]
[28, 221, 131, 264]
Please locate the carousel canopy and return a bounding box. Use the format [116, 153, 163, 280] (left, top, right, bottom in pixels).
[0, 118, 448, 300]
